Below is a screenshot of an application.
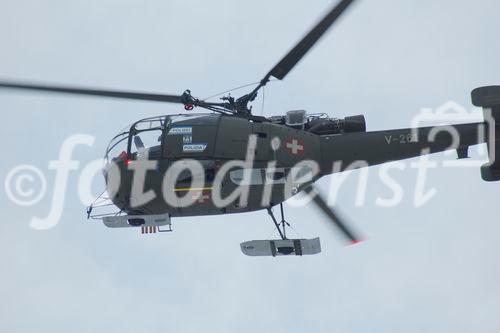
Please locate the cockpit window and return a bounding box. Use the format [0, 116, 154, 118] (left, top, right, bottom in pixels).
[105, 131, 129, 162]
[104, 116, 166, 162]
[129, 116, 166, 159]
[169, 114, 219, 126]
[104, 114, 218, 162]
[130, 128, 163, 158]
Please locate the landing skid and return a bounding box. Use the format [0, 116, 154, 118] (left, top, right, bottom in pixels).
[240, 203, 322, 257]
[241, 238, 321, 256]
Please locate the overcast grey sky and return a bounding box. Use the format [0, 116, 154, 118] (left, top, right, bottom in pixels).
[1, 0, 500, 332]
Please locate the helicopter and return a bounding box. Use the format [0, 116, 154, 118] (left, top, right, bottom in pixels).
[1, 0, 500, 256]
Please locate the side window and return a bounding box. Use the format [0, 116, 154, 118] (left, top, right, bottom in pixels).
[264, 168, 287, 184]
[175, 160, 216, 188]
[230, 169, 264, 185]
[229, 167, 308, 185]
[130, 129, 163, 159]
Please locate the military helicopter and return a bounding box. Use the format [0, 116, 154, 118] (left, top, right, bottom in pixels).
[1, 0, 500, 256]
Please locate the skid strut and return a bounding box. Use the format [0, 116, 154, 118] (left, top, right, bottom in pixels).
[267, 203, 290, 240]
[243, 203, 321, 256]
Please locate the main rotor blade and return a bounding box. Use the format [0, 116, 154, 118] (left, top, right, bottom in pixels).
[267, 0, 357, 80]
[0, 80, 184, 103]
[304, 185, 361, 244]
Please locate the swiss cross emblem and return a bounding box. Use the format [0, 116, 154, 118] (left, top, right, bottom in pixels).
[192, 190, 211, 204]
[285, 138, 304, 155]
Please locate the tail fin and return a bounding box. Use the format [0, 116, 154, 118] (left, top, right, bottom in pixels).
[472, 86, 500, 181]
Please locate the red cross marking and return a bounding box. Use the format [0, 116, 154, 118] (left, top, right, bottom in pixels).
[285, 138, 304, 155]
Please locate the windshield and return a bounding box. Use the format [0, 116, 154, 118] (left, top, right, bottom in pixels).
[104, 114, 215, 162]
[105, 115, 166, 162]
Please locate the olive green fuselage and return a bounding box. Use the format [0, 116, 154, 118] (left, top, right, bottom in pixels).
[108, 114, 484, 217]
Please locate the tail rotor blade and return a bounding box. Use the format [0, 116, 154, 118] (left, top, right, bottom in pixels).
[304, 185, 361, 244]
